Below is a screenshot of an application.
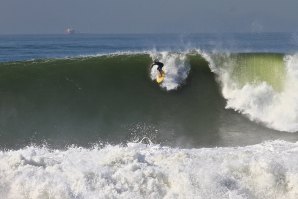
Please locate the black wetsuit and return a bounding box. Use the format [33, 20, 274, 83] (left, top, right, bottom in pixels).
[152, 61, 164, 72]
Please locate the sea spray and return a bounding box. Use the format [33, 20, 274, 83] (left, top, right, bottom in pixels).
[150, 52, 190, 90]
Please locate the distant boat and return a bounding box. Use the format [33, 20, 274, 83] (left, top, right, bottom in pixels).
[64, 28, 75, 35]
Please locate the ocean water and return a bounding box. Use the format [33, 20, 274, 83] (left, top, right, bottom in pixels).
[0, 33, 298, 198]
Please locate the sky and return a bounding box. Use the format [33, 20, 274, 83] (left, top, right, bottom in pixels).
[0, 0, 298, 34]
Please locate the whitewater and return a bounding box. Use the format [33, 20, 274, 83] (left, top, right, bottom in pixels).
[220, 54, 298, 132]
[1, 141, 298, 199]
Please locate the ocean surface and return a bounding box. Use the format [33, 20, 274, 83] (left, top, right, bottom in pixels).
[0, 33, 298, 198]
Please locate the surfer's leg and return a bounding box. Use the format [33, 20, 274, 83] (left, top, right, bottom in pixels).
[157, 67, 162, 76]
[157, 65, 161, 71]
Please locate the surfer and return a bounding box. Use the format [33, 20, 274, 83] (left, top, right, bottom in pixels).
[151, 59, 164, 76]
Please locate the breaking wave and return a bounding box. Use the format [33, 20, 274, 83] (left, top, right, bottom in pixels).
[0, 50, 297, 150]
[209, 52, 298, 132]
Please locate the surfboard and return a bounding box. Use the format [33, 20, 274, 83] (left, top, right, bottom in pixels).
[156, 70, 165, 83]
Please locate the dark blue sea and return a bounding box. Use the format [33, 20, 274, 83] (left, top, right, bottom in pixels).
[1, 33, 298, 62]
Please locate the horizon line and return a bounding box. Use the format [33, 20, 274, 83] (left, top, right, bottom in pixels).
[0, 31, 293, 36]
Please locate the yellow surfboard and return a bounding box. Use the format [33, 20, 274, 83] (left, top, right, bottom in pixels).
[156, 70, 165, 83]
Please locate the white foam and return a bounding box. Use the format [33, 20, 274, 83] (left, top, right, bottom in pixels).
[207, 52, 298, 132]
[150, 52, 190, 91]
[0, 140, 298, 199]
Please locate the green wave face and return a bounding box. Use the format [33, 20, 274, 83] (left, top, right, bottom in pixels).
[0, 55, 225, 148]
[0, 53, 293, 149]
[228, 53, 286, 91]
